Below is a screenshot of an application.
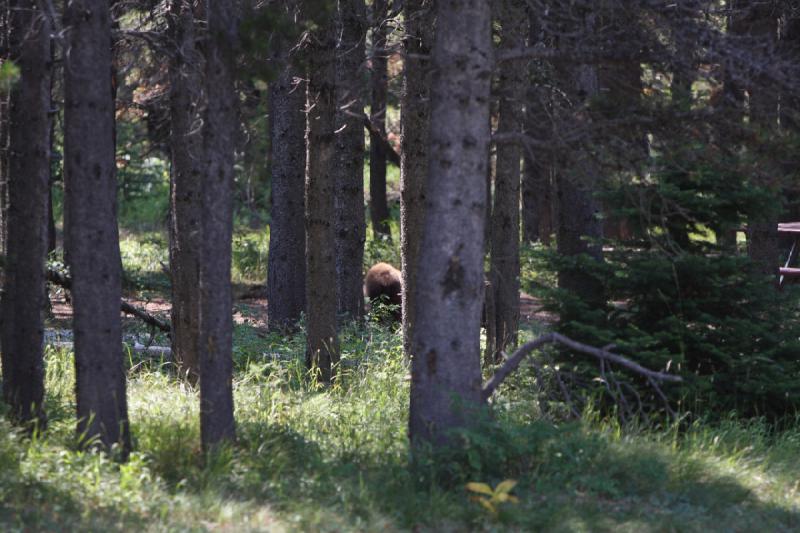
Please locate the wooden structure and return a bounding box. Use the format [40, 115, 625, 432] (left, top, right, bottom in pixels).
[778, 222, 800, 287]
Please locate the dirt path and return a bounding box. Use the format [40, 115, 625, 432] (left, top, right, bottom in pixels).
[46, 288, 554, 332]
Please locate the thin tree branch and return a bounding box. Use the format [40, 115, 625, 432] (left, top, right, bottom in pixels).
[481, 332, 681, 402]
[362, 113, 400, 166]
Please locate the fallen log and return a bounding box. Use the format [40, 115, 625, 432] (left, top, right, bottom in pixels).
[47, 267, 171, 333]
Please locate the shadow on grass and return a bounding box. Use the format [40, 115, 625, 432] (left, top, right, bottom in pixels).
[131, 413, 800, 531]
[1, 408, 797, 531]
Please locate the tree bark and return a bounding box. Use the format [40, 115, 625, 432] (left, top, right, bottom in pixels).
[1, 0, 51, 428]
[266, 2, 307, 331]
[488, 0, 525, 360]
[400, 0, 433, 355]
[554, 19, 605, 310]
[63, 0, 130, 452]
[0, 0, 9, 261]
[554, 73, 605, 308]
[199, 0, 238, 449]
[736, 1, 781, 278]
[520, 8, 552, 245]
[305, 9, 340, 384]
[369, 0, 391, 240]
[522, 153, 553, 245]
[408, 0, 491, 448]
[167, 0, 203, 382]
[334, 0, 367, 322]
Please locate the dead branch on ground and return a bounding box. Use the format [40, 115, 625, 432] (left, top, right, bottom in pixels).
[47, 267, 171, 333]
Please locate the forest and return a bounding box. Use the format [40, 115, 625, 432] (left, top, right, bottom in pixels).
[1, 0, 799, 530]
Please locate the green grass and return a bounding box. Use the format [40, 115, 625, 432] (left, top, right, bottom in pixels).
[118, 227, 270, 293]
[21, 211, 800, 531]
[1, 322, 798, 531]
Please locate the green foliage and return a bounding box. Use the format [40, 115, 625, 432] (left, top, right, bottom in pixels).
[0, 60, 20, 93]
[116, 120, 170, 232]
[119, 233, 170, 294]
[539, 140, 800, 421]
[603, 251, 800, 419]
[2, 329, 799, 530]
[363, 223, 401, 269]
[465, 479, 519, 519]
[231, 230, 269, 283]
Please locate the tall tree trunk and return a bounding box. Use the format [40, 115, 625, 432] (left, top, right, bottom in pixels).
[199, 0, 238, 449]
[305, 10, 340, 384]
[167, 0, 203, 382]
[0, 0, 9, 262]
[45, 39, 58, 258]
[369, 0, 391, 240]
[522, 152, 553, 245]
[63, 0, 130, 453]
[555, 60, 605, 310]
[400, 0, 433, 355]
[334, 0, 367, 322]
[369, 0, 392, 238]
[738, 2, 780, 278]
[521, 12, 552, 245]
[266, 4, 307, 331]
[1, 0, 51, 428]
[488, 0, 525, 360]
[47, 71, 57, 257]
[408, 0, 491, 448]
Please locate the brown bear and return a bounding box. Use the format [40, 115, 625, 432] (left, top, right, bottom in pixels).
[364, 262, 403, 322]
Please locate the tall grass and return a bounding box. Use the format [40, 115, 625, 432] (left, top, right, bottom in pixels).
[1, 321, 798, 531]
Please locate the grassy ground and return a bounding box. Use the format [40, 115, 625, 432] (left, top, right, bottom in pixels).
[7, 227, 798, 531]
[1, 318, 798, 531]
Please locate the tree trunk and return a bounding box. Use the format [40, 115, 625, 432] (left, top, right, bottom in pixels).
[63, 0, 130, 452]
[408, 0, 491, 448]
[266, 2, 307, 331]
[368, 0, 391, 240]
[520, 9, 552, 245]
[400, 0, 433, 355]
[167, 0, 203, 382]
[555, 61, 605, 310]
[199, 0, 238, 449]
[551, 4, 606, 312]
[334, 0, 367, 322]
[0, 0, 9, 262]
[0, 0, 51, 428]
[46, 39, 56, 258]
[488, 0, 525, 360]
[738, 2, 780, 278]
[305, 11, 340, 384]
[522, 152, 553, 245]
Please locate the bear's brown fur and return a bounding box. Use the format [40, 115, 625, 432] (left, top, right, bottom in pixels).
[364, 262, 402, 321]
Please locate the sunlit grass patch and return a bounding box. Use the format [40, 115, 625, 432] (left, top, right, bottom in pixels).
[2, 321, 798, 531]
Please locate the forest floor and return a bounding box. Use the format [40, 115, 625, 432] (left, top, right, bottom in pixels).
[45, 286, 557, 340]
[2, 316, 799, 532]
[2, 233, 798, 531]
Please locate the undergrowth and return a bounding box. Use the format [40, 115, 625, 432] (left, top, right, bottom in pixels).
[1, 322, 798, 531]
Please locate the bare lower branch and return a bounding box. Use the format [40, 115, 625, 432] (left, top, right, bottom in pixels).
[362, 113, 400, 167]
[481, 332, 681, 402]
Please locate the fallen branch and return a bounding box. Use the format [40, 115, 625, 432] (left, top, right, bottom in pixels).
[481, 332, 681, 402]
[362, 114, 401, 167]
[47, 267, 171, 333]
[119, 300, 171, 333]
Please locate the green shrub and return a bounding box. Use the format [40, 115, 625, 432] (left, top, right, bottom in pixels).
[540, 141, 800, 421]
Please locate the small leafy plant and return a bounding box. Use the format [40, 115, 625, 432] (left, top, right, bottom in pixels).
[465, 479, 519, 518]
